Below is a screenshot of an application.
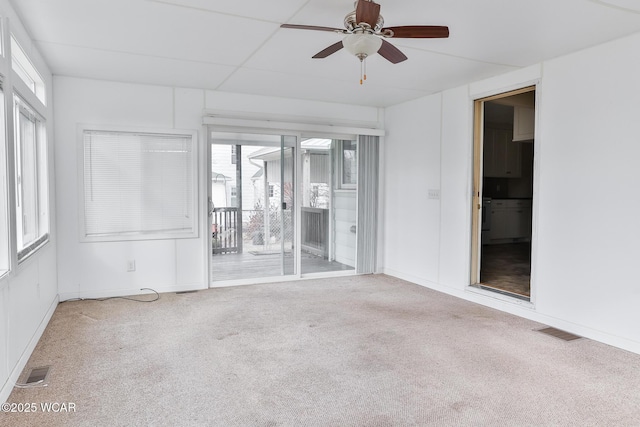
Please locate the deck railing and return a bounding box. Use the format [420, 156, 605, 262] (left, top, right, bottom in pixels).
[301, 207, 328, 258]
[213, 207, 297, 254]
[212, 207, 238, 254]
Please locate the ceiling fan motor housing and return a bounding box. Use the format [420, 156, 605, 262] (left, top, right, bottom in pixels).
[344, 10, 385, 33]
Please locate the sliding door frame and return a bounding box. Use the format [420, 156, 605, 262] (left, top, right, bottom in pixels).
[205, 116, 385, 286]
[207, 128, 301, 286]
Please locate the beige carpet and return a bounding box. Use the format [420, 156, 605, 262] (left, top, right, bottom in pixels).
[3, 275, 640, 426]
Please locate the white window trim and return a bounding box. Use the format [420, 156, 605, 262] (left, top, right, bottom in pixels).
[0, 83, 8, 276]
[338, 140, 357, 190]
[14, 94, 49, 263]
[10, 35, 46, 105]
[77, 124, 199, 243]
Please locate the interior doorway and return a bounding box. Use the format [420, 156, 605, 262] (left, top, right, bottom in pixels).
[471, 86, 536, 300]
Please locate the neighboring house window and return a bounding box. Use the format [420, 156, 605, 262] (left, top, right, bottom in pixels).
[231, 145, 237, 164]
[80, 128, 197, 241]
[14, 95, 49, 261]
[11, 35, 46, 105]
[0, 87, 8, 275]
[268, 184, 274, 198]
[340, 140, 357, 188]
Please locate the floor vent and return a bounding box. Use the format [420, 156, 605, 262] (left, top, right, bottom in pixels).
[176, 290, 198, 295]
[537, 327, 582, 341]
[25, 366, 51, 385]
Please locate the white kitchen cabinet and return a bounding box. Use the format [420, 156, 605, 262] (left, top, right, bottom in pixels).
[483, 128, 521, 178]
[504, 137, 521, 178]
[513, 106, 535, 141]
[490, 199, 532, 241]
[512, 201, 532, 239]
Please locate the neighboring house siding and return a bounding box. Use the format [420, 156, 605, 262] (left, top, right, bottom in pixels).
[210, 144, 262, 209]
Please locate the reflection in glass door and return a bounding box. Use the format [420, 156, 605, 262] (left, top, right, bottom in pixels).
[209, 132, 295, 282]
[300, 139, 356, 275]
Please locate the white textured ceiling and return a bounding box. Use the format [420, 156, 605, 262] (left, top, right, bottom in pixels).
[9, 0, 640, 107]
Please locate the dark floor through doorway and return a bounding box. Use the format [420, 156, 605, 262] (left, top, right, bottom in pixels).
[480, 242, 531, 298]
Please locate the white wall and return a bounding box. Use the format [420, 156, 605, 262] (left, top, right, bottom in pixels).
[383, 31, 640, 354]
[0, 1, 58, 403]
[54, 77, 381, 299]
[384, 94, 444, 283]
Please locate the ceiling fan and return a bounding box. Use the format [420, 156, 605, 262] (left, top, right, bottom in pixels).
[281, 0, 449, 83]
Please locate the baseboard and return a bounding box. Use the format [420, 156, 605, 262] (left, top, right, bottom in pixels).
[382, 268, 640, 356]
[0, 294, 59, 404]
[58, 283, 208, 302]
[209, 271, 357, 288]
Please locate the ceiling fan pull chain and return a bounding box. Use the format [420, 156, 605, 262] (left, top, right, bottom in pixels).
[364, 57, 367, 82]
[359, 55, 368, 85]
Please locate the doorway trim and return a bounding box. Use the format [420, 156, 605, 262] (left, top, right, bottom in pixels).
[470, 84, 537, 298]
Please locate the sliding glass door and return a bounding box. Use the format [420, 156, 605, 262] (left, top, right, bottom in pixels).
[207, 128, 378, 284]
[300, 138, 356, 275]
[209, 132, 295, 282]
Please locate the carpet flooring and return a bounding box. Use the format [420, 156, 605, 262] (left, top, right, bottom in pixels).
[3, 275, 640, 426]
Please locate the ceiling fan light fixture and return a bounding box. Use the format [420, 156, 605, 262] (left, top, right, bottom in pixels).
[342, 33, 382, 85]
[343, 33, 382, 57]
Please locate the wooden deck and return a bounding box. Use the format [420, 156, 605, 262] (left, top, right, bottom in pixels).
[211, 251, 353, 282]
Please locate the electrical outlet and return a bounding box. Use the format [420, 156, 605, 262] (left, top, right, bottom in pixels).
[428, 189, 440, 200]
[127, 260, 136, 272]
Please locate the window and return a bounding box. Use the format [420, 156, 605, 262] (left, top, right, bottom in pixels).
[268, 184, 274, 198]
[0, 87, 8, 274]
[14, 95, 49, 261]
[11, 36, 46, 105]
[340, 140, 358, 188]
[231, 145, 237, 164]
[81, 128, 197, 241]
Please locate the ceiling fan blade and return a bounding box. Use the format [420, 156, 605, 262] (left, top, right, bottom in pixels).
[378, 40, 408, 64]
[280, 24, 343, 33]
[382, 25, 450, 38]
[355, 0, 381, 27]
[312, 41, 344, 59]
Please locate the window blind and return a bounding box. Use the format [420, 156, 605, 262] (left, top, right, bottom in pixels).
[356, 135, 379, 274]
[82, 130, 196, 239]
